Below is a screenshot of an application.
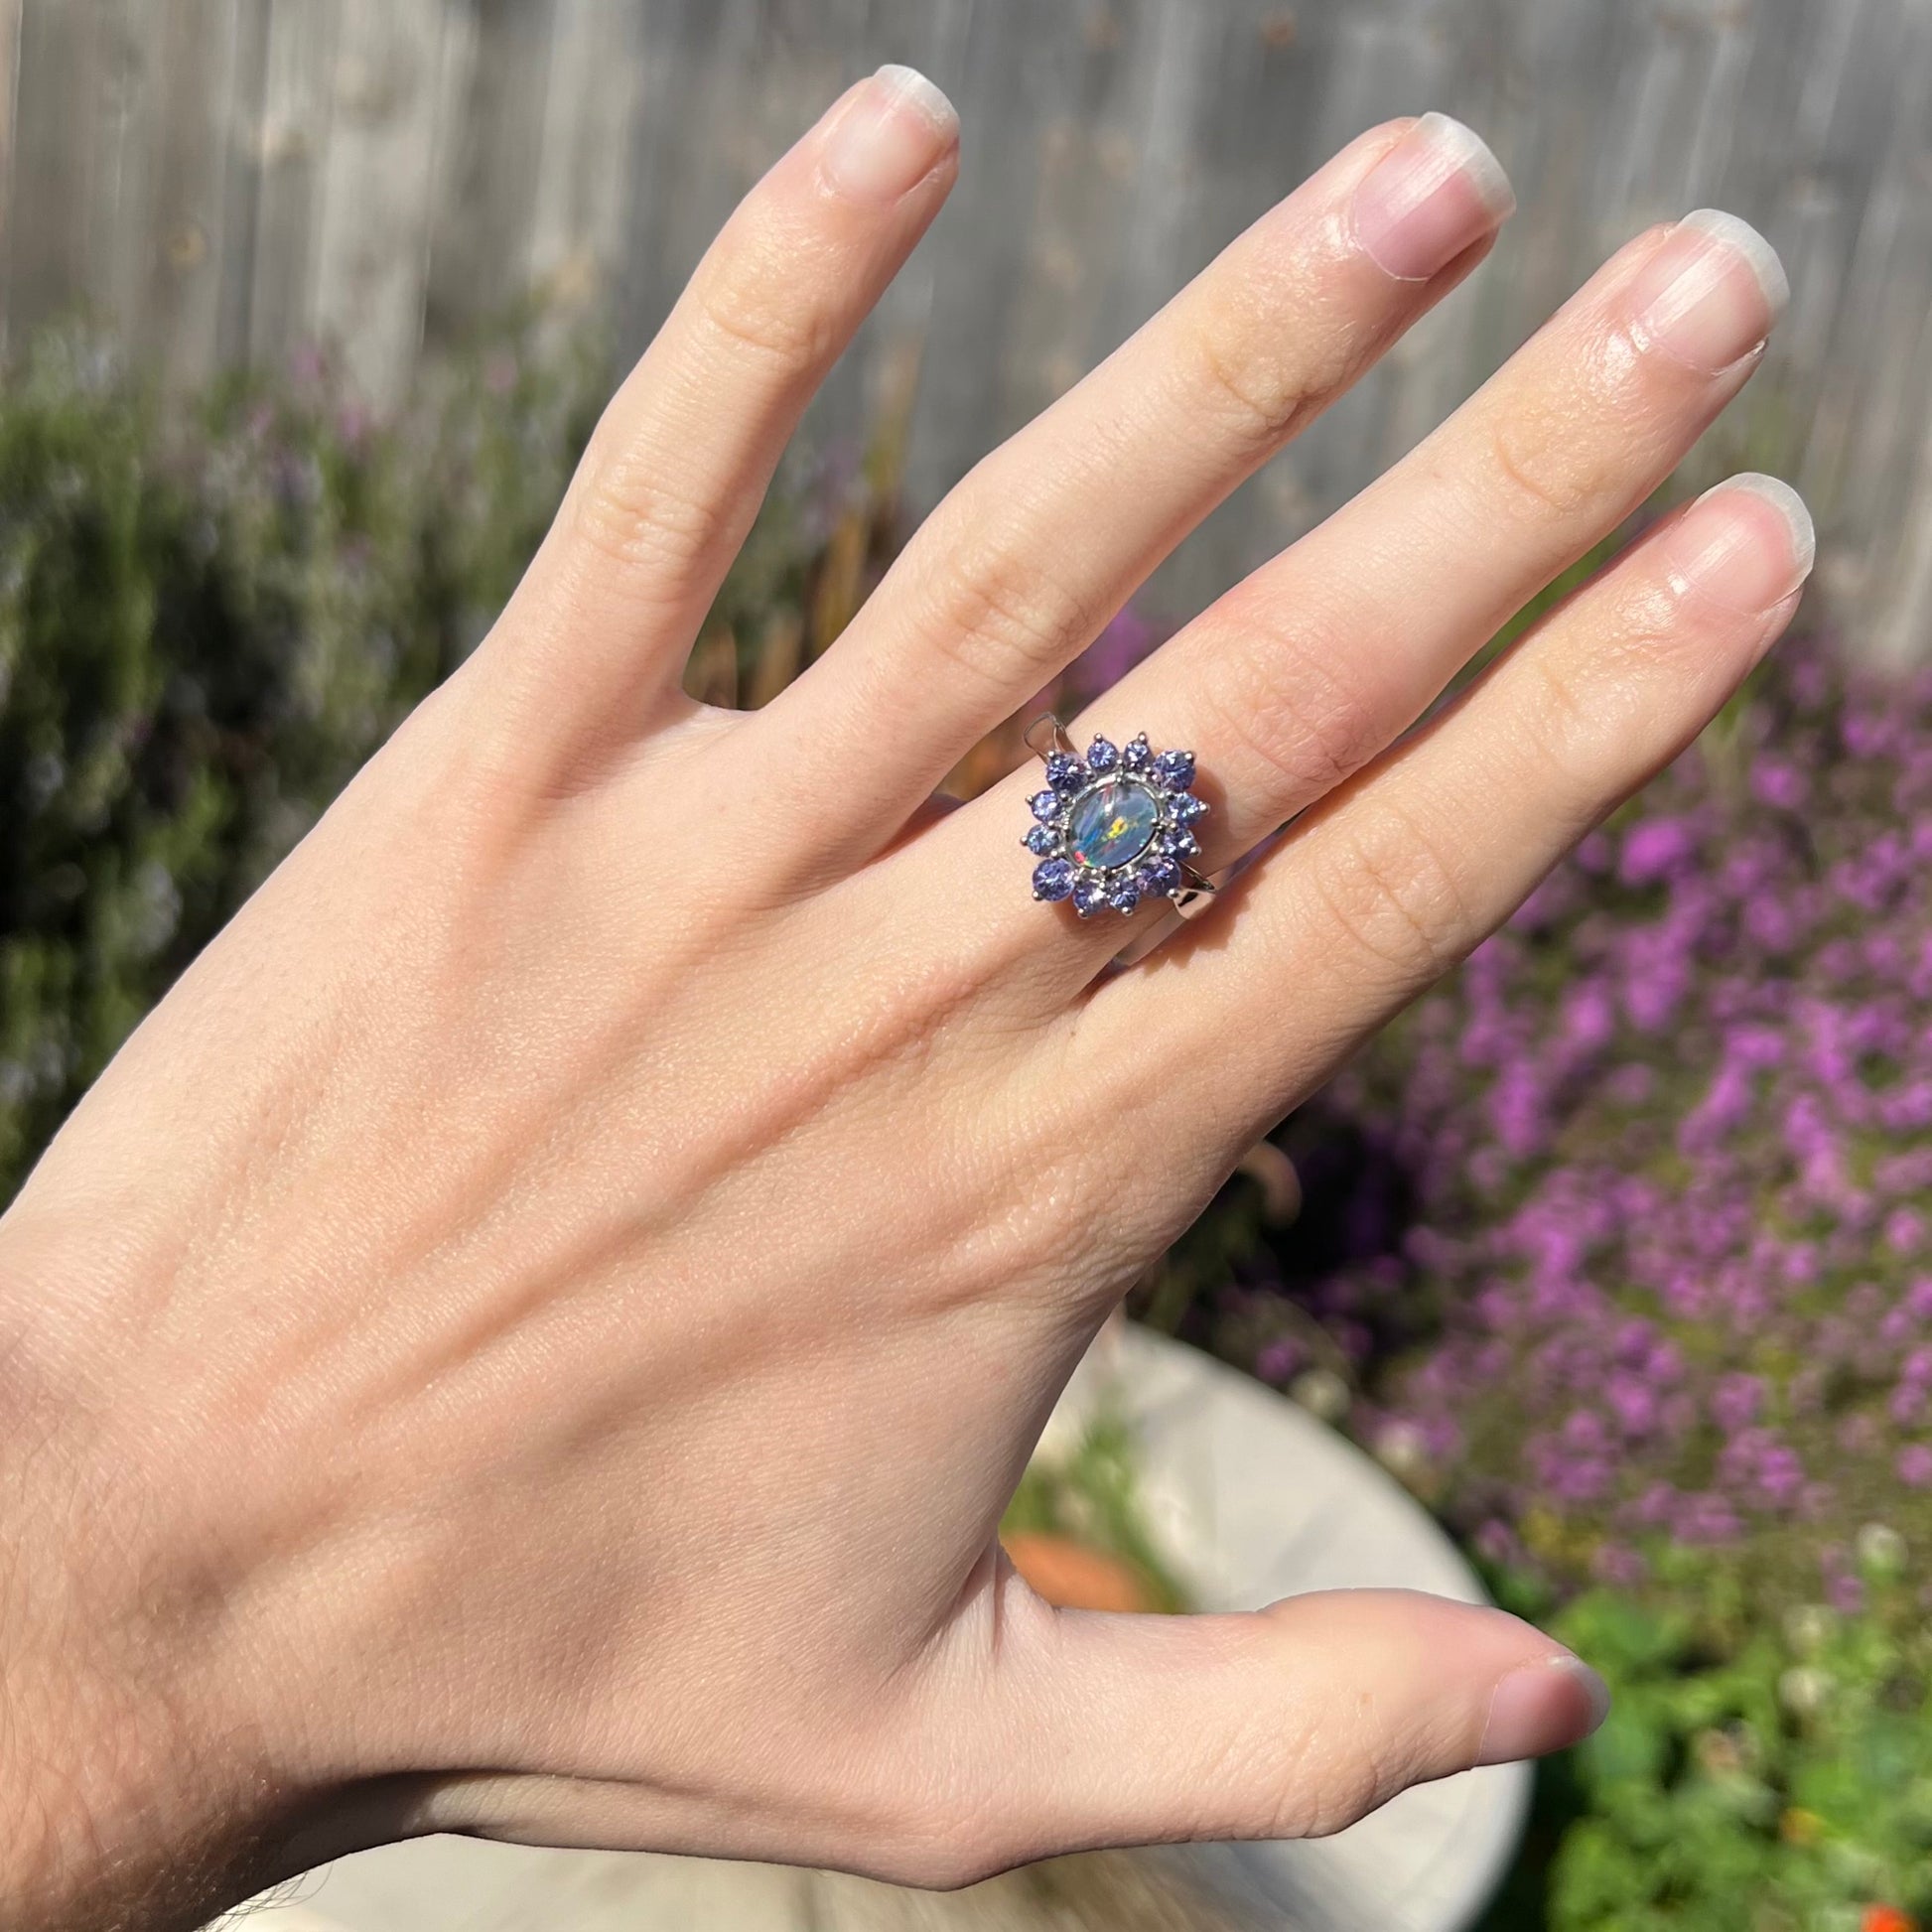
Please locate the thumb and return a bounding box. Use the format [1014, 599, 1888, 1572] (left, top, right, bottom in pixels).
[947, 1585, 1606, 1872]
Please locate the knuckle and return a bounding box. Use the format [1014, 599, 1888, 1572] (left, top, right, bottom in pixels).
[1478, 401, 1615, 526]
[1303, 800, 1474, 987]
[693, 209, 842, 368]
[1197, 1692, 1387, 1842]
[1255, 1688, 1410, 1840]
[696, 264, 828, 369]
[1474, 303, 1707, 536]
[1201, 1722, 1304, 1836]
[1181, 304, 1325, 456]
[928, 1152, 1111, 1316]
[567, 447, 717, 587]
[562, 200, 850, 586]
[910, 517, 1107, 699]
[1285, 1747, 1398, 1840]
[1524, 642, 1606, 767]
[1197, 606, 1384, 804]
[869, 1759, 1021, 1890]
[1524, 587, 1686, 770]
[880, 1835, 1004, 1892]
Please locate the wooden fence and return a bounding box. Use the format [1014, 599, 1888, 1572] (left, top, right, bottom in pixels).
[2, 0, 1932, 656]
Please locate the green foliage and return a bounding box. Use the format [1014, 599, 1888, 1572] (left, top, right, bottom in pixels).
[1480, 1541, 1931, 1931]
[0, 320, 920, 1205]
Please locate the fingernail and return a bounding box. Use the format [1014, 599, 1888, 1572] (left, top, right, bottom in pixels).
[1478, 1655, 1610, 1765]
[1676, 473, 1817, 615]
[1352, 112, 1516, 281]
[821, 65, 958, 204]
[1628, 209, 1789, 372]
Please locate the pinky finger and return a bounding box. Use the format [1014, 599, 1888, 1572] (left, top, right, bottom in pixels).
[1083, 474, 1814, 1135]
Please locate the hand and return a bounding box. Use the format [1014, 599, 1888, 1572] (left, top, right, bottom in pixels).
[0, 68, 1808, 1932]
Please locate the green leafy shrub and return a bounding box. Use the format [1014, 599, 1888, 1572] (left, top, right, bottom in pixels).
[1497, 1536, 1932, 1931]
[0, 326, 606, 1196]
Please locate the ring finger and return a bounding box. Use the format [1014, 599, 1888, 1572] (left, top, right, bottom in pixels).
[1074, 473, 1813, 1147]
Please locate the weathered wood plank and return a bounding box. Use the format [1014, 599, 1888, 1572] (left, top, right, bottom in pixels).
[244, 0, 341, 372]
[424, 0, 557, 345]
[105, 0, 250, 389]
[523, 0, 646, 314]
[800, 0, 972, 482]
[5, 0, 116, 345]
[212, 0, 273, 368]
[0, 0, 27, 351]
[1839, 0, 1932, 659]
[308, 0, 458, 405]
[903, 0, 1093, 514]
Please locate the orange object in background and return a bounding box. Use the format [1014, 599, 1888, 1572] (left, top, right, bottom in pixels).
[1002, 1532, 1156, 1612]
[1863, 1907, 1916, 1932]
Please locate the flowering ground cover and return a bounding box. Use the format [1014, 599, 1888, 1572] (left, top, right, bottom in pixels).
[1487, 1530, 1932, 1927]
[1161, 628, 1932, 1625]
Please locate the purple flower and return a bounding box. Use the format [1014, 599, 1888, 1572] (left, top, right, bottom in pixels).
[1828, 1570, 1866, 1614]
[1750, 758, 1810, 811]
[1256, 1340, 1302, 1383]
[1712, 1374, 1764, 1433]
[1619, 817, 1697, 886]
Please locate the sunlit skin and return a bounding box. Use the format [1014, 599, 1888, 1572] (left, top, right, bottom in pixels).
[0, 68, 1810, 1932]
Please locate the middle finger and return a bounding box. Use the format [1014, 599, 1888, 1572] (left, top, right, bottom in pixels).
[756, 114, 1517, 868]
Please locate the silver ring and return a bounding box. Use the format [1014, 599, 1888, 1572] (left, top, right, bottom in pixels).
[1021, 715, 1217, 919]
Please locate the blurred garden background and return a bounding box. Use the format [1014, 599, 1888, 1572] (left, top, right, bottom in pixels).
[8, 1, 1932, 1928]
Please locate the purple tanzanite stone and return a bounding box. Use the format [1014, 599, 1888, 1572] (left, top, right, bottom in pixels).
[1153, 749, 1196, 791]
[1122, 734, 1153, 772]
[1033, 858, 1076, 901]
[1025, 824, 1059, 855]
[1045, 752, 1086, 793]
[1163, 828, 1200, 861]
[1071, 876, 1110, 917]
[1086, 736, 1120, 774]
[1030, 789, 1063, 823]
[1107, 880, 1142, 915]
[1172, 792, 1209, 824]
[1138, 856, 1182, 898]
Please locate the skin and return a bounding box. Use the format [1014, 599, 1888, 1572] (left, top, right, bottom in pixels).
[0, 74, 1811, 1932]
